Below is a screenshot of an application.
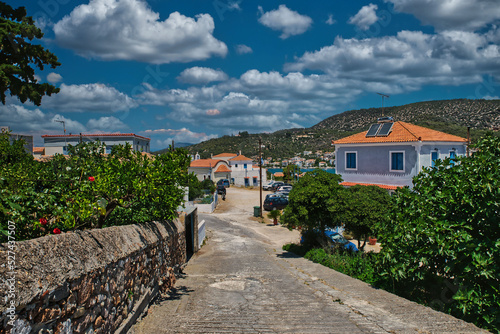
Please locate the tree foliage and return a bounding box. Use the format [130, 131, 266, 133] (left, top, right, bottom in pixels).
[0, 134, 190, 242]
[283, 164, 300, 183]
[377, 134, 500, 332]
[343, 185, 393, 250]
[0, 2, 60, 105]
[282, 169, 344, 232]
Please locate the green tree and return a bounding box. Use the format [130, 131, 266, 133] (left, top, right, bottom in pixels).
[377, 134, 500, 332]
[283, 164, 300, 183]
[282, 169, 344, 233]
[0, 2, 60, 105]
[343, 185, 393, 250]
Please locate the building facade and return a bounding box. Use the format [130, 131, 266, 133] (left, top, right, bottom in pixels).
[41, 133, 150, 155]
[333, 120, 468, 190]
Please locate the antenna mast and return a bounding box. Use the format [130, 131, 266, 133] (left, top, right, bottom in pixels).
[376, 93, 390, 116]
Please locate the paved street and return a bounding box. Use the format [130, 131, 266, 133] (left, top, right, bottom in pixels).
[129, 187, 486, 334]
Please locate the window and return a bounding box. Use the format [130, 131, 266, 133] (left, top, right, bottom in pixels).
[390, 151, 404, 172]
[345, 152, 357, 170]
[235, 164, 238, 168]
[244, 164, 247, 169]
[450, 151, 456, 166]
[431, 151, 438, 167]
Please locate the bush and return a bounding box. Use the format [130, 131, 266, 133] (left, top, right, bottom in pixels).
[377, 134, 500, 332]
[0, 136, 190, 242]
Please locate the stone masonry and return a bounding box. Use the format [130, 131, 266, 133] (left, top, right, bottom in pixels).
[0, 219, 186, 334]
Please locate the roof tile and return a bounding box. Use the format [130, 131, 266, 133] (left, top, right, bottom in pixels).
[332, 121, 467, 145]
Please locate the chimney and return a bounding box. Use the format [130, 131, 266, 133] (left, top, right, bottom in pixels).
[239, 150, 241, 156]
[211, 153, 213, 158]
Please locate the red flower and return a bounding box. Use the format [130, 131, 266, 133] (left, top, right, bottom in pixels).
[39, 218, 48, 225]
[88, 176, 95, 182]
[53, 228, 61, 234]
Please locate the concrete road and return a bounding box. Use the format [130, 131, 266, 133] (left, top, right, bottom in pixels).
[129, 187, 486, 334]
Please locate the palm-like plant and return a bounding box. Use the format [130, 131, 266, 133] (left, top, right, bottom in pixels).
[267, 210, 281, 225]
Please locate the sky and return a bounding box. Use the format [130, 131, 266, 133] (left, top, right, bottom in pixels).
[2, 0, 500, 150]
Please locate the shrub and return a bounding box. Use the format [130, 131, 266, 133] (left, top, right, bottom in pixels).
[0, 136, 190, 242]
[376, 134, 500, 332]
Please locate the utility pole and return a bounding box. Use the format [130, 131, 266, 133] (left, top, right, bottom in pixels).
[467, 126, 470, 157]
[259, 138, 263, 218]
[55, 119, 66, 154]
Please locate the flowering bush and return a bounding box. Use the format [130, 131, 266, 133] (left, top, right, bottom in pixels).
[0, 133, 190, 242]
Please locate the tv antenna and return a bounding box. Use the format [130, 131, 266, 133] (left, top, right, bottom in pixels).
[377, 93, 390, 116]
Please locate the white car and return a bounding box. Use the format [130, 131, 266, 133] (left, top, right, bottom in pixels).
[263, 181, 276, 190]
[276, 185, 292, 193]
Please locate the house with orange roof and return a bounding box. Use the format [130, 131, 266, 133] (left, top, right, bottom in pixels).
[188, 159, 231, 182]
[204, 151, 268, 186]
[332, 118, 468, 190]
[42, 133, 150, 155]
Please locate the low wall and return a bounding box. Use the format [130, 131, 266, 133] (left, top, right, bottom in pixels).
[0, 220, 186, 334]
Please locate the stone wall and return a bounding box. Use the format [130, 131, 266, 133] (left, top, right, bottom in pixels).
[0, 219, 186, 334]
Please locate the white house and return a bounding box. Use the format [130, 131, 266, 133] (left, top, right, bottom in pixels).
[332, 120, 468, 190]
[41, 133, 150, 155]
[212, 152, 268, 187]
[188, 159, 231, 182]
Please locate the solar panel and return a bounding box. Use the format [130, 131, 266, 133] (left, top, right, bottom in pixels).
[377, 122, 393, 136]
[365, 124, 381, 137]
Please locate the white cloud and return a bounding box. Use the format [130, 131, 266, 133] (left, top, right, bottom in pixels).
[0, 104, 87, 146]
[326, 14, 336, 25]
[348, 4, 379, 31]
[285, 30, 500, 93]
[258, 5, 313, 39]
[386, 0, 500, 31]
[143, 128, 218, 146]
[47, 73, 63, 84]
[43, 83, 138, 113]
[86, 116, 129, 131]
[177, 67, 228, 85]
[53, 0, 227, 64]
[235, 44, 253, 54]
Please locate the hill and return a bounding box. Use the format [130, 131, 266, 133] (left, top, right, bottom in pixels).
[177, 99, 500, 160]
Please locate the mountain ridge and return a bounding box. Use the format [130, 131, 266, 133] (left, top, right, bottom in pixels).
[158, 99, 500, 159]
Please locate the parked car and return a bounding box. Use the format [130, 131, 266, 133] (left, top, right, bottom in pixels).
[263, 196, 288, 211]
[263, 181, 276, 190]
[300, 229, 358, 252]
[270, 181, 284, 191]
[217, 179, 230, 188]
[276, 185, 292, 193]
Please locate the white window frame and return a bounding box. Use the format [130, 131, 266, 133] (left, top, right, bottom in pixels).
[389, 150, 405, 172]
[345, 151, 357, 171]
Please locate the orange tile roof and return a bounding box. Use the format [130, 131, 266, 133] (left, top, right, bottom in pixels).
[213, 153, 236, 158]
[332, 121, 467, 145]
[340, 182, 401, 191]
[274, 172, 284, 177]
[33, 147, 45, 154]
[215, 164, 231, 173]
[230, 155, 252, 161]
[190, 159, 222, 168]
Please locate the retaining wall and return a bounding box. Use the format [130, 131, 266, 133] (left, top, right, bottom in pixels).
[0, 219, 186, 334]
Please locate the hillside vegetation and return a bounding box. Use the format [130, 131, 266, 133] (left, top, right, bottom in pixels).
[159, 99, 500, 159]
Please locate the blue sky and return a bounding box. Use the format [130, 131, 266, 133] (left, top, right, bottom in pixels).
[2, 0, 500, 150]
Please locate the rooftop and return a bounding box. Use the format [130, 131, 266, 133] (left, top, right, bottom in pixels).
[332, 121, 467, 145]
[190, 159, 224, 168]
[42, 133, 151, 141]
